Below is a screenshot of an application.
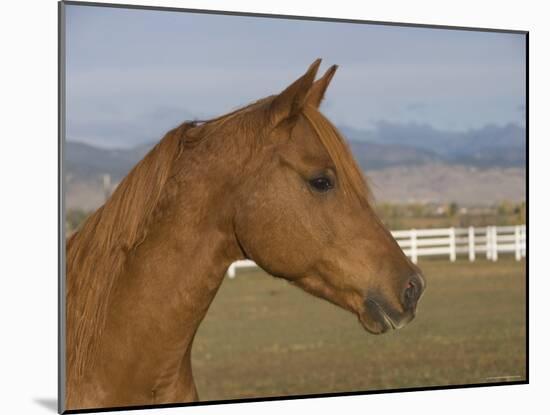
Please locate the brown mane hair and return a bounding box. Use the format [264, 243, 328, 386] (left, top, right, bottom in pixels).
[66, 123, 193, 379]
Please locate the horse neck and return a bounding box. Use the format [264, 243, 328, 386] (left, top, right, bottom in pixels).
[94, 135, 247, 394]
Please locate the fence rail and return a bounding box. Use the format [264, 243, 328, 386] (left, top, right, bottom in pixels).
[226, 224, 526, 278]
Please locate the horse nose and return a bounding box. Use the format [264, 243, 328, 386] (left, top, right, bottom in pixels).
[402, 273, 425, 311]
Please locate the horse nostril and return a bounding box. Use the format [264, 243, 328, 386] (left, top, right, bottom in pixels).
[402, 274, 423, 310]
[405, 281, 415, 298]
[404, 281, 416, 302]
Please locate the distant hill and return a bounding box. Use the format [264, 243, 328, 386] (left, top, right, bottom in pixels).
[348, 141, 442, 170]
[64, 121, 526, 210]
[65, 138, 445, 183]
[367, 163, 525, 205]
[66, 141, 151, 182]
[67, 122, 526, 181]
[340, 122, 526, 168]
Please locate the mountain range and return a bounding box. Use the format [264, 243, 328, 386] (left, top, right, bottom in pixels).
[341, 122, 525, 168]
[65, 122, 526, 210]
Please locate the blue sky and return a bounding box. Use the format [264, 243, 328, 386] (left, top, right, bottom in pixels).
[65, 4, 526, 148]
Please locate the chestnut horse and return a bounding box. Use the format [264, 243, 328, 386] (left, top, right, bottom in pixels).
[65, 59, 425, 410]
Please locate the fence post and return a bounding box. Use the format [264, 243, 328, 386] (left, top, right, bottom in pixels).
[449, 227, 456, 262]
[522, 225, 526, 258]
[514, 225, 521, 261]
[227, 264, 236, 279]
[486, 226, 492, 260]
[468, 226, 475, 262]
[410, 229, 418, 264]
[102, 173, 112, 202]
[492, 226, 498, 261]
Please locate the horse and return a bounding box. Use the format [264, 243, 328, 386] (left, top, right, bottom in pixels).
[65, 59, 426, 410]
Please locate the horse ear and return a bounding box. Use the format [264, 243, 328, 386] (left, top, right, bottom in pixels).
[306, 65, 338, 108]
[269, 59, 322, 126]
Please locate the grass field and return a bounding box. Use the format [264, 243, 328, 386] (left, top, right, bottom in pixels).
[192, 258, 526, 401]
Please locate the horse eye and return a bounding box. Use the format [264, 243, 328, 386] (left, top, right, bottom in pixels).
[309, 176, 334, 192]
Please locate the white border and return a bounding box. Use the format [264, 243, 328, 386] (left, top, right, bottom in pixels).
[1, 1, 545, 414]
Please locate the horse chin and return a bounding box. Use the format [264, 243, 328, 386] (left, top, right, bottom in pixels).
[358, 313, 393, 335]
[360, 297, 417, 334]
[358, 298, 400, 335]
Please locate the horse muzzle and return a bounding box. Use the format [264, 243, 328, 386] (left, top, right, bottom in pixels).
[360, 273, 426, 334]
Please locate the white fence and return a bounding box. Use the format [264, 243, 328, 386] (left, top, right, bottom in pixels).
[227, 224, 526, 278]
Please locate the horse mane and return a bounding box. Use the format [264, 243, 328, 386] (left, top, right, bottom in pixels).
[66, 123, 195, 380]
[302, 105, 372, 206]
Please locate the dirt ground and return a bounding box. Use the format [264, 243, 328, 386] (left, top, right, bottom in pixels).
[192, 258, 526, 401]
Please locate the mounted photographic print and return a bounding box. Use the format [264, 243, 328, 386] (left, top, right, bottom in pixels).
[59, 1, 528, 413]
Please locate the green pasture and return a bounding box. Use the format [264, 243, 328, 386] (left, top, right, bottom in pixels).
[192, 258, 527, 400]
